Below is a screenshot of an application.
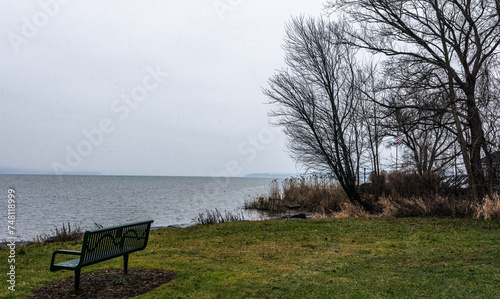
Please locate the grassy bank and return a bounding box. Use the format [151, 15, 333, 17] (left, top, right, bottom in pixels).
[1, 217, 499, 298]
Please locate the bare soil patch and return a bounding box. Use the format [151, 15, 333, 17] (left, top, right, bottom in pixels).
[28, 269, 177, 298]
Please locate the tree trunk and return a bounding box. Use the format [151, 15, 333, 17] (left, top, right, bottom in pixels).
[466, 91, 487, 199]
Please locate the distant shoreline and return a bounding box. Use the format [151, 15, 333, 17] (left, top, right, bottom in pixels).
[0, 172, 299, 178]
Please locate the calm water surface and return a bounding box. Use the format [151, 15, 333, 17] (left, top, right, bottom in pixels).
[0, 175, 277, 241]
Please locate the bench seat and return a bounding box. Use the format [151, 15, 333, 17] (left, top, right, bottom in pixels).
[52, 258, 80, 269]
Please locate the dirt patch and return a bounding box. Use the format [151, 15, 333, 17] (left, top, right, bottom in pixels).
[28, 269, 177, 298]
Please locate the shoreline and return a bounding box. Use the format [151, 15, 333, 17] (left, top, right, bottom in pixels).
[0, 224, 193, 249]
[0, 210, 314, 249]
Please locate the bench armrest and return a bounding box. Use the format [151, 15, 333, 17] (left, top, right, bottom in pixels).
[50, 250, 82, 267]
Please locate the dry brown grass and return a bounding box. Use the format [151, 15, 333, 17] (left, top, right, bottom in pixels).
[334, 202, 370, 218]
[282, 176, 349, 213]
[380, 194, 500, 219]
[194, 208, 246, 225]
[245, 176, 349, 214]
[245, 180, 284, 212]
[379, 196, 474, 217]
[474, 193, 500, 219]
[244, 196, 284, 212]
[32, 222, 84, 244]
[246, 173, 500, 219]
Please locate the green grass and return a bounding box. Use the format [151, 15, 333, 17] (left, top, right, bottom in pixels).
[2, 217, 500, 298]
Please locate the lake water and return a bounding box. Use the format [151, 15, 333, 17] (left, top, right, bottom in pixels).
[0, 175, 277, 241]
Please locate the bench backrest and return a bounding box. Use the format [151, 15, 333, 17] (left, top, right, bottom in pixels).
[79, 220, 154, 267]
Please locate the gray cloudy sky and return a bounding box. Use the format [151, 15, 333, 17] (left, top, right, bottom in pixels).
[0, 0, 327, 176]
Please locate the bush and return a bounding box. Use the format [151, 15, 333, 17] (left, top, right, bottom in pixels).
[385, 171, 442, 197]
[362, 171, 388, 196]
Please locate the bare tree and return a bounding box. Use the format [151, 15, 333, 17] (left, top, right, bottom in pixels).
[377, 58, 458, 174]
[328, 0, 500, 198]
[476, 57, 500, 185]
[263, 16, 370, 209]
[383, 93, 457, 175]
[356, 63, 385, 195]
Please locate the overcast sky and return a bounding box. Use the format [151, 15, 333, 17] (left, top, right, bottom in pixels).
[0, 0, 328, 177]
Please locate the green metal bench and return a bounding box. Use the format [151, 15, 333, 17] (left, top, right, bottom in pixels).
[50, 220, 154, 291]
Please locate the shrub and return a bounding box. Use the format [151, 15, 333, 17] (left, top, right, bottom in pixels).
[385, 171, 442, 197]
[362, 171, 388, 196]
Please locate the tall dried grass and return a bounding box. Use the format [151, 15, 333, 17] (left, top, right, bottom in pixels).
[474, 193, 500, 220]
[334, 202, 370, 218]
[245, 179, 284, 212]
[380, 196, 474, 217]
[32, 222, 84, 244]
[380, 194, 500, 219]
[244, 196, 283, 212]
[283, 176, 349, 213]
[246, 173, 500, 219]
[194, 208, 246, 225]
[245, 176, 349, 214]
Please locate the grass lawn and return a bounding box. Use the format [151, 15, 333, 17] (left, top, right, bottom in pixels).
[2, 217, 499, 298]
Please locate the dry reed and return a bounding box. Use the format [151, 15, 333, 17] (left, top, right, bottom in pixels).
[474, 193, 500, 219]
[32, 222, 84, 244]
[246, 176, 349, 214]
[246, 173, 500, 219]
[334, 202, 370, 218]
[194, 208, 246, 225]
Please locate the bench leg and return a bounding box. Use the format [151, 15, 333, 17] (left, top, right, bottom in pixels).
[75, 269, 81, 291]
[124, 253, 129, 275]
